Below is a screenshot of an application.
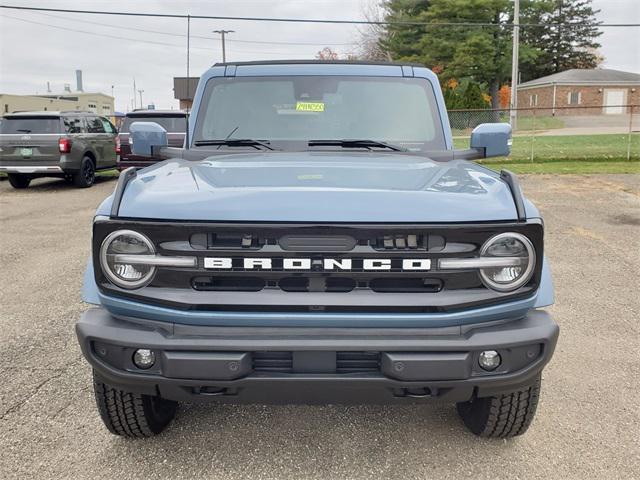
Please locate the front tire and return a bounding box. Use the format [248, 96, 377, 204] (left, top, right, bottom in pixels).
[456, 374, 541, 438]
[93, 372, 177, 438]
[7, 173, 31, 189]
[73, 156, 95, 188]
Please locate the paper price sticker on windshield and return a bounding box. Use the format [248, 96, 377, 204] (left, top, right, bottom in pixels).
[296, 102, 325, 112]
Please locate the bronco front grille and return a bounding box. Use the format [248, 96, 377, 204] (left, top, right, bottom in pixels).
[94, 220, 544, 312]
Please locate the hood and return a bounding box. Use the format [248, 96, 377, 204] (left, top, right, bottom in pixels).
[111, 152, 519, 222]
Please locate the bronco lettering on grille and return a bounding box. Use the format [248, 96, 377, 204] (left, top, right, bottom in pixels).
[203, 257, 431, 271]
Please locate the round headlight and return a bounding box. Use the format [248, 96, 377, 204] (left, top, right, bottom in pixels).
[100, 230, 156, 289]
[479, 232, 535, 292]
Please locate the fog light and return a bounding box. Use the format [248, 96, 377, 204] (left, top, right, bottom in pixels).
[478, 350, 501, 371]
[133, 349, 155, 369]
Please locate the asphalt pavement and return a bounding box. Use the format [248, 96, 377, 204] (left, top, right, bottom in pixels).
[0, 173, 638, 479]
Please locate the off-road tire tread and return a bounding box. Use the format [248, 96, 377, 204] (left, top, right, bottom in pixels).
[93, 374, 176, 438]
[457, 374, 541, 438]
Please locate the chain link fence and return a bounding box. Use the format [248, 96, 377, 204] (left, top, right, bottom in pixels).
[449, 105, 639, 162]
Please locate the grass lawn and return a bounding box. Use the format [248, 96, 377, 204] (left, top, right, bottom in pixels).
[454, 132, 639, 162]
[451, 115, 564, 136]
[512, 115, 565, 132]
[477, 159, 640, 174]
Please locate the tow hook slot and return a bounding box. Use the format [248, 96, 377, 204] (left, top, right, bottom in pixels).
[193, 386, 237, 397]
[393, 387, 434, 398]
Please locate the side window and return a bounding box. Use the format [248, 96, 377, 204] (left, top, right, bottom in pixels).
[63, 116, 84, 134]
[568, 91, 581, 105]
[100, 117, 115, 134]
[86, 116, 106, 133]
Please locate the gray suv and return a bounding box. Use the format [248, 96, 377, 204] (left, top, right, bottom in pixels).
[0, 111, 117, 188]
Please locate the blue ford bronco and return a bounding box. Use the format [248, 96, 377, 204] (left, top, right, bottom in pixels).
[77, 61, 559, 439]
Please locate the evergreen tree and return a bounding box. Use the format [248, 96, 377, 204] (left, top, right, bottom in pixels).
[380, 0, 603, 103]
[520, 0, 603, 81]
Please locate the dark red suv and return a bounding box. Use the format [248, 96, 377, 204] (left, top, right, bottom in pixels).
[116, 110, 187, 170]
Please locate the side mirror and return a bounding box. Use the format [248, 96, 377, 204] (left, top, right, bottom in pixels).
[130, 122, 168, 157]
[470, 123, 512, 158]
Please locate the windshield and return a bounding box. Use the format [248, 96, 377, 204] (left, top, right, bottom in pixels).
[1, 117, 61, 134]
[122, 115, 186, 133]
[193, 75, 445, 151]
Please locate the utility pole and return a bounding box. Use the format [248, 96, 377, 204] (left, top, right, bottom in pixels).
[509, 0, 520, 129]
[133, 78, 137, 109]
[138, 89, 144, 109]
[213, 29, 234, 62]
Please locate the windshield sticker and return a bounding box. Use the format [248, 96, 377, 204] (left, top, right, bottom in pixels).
[295, 102, 325, 112]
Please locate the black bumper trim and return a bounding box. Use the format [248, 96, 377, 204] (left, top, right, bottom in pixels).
[76, 308, 559, 404]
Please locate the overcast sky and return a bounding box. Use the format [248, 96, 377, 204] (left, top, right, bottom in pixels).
[0, 0, 638, 112]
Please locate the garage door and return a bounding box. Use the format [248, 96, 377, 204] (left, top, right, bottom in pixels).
[603, 89, 625, 114]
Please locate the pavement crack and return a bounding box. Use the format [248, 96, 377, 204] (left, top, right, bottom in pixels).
[0, 358, 82, 420]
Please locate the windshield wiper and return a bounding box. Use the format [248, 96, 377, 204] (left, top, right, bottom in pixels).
[308, 139, 407, 152]
[193, 138, 274, 150]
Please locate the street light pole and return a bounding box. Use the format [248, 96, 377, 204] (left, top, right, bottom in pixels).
[510, 0, 520, 129]
[213, 29, 234, 62]
[138, 89, 144, 109]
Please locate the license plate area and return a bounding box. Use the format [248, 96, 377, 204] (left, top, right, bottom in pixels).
[20, 148, 33, 157]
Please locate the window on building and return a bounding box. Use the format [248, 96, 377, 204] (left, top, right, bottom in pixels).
[568, 91, 581, 105]
[4, 104, 8, 113]
[87, 102, 97, 113]
[86, 116, 106, 133]
[529, 94, 538, 107]
[102, 105, 111, 114]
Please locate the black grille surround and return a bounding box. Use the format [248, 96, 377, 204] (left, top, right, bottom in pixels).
[93, 219, 544, 313]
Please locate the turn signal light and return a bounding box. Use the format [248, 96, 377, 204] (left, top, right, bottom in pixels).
[58, 137, 72, 154]
[115, 136, 121, 154]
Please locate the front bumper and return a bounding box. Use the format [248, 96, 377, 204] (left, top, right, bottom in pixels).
[76, 308, 559, 404]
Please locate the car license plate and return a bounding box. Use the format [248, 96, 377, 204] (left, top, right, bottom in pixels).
[20, 148, 33, 157]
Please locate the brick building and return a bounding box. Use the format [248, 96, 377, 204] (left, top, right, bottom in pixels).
[516, 69, 640, 115]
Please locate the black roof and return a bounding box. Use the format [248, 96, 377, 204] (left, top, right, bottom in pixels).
[4, 110, 99, 117]
[126, 109, 187, 116]
[212, 59, 424, 68]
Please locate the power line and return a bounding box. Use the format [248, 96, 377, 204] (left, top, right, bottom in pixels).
[0, 14, 320, 56]
[1, 4, 638, 27]
[30, 10, 353, 46]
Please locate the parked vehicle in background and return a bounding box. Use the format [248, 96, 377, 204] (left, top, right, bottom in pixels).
[78, 61, 558, 439]
[0, 111, 117, 188]
[116, 110, 186, 170]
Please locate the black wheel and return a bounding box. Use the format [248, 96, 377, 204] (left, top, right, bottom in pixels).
[7, 173, 31, 189]
[73, 156, 95, 188]
[456, 374, 541, 438]
[93, 371, 177, 438]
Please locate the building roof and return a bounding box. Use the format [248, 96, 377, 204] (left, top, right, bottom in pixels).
[518, 68, 640, 88]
